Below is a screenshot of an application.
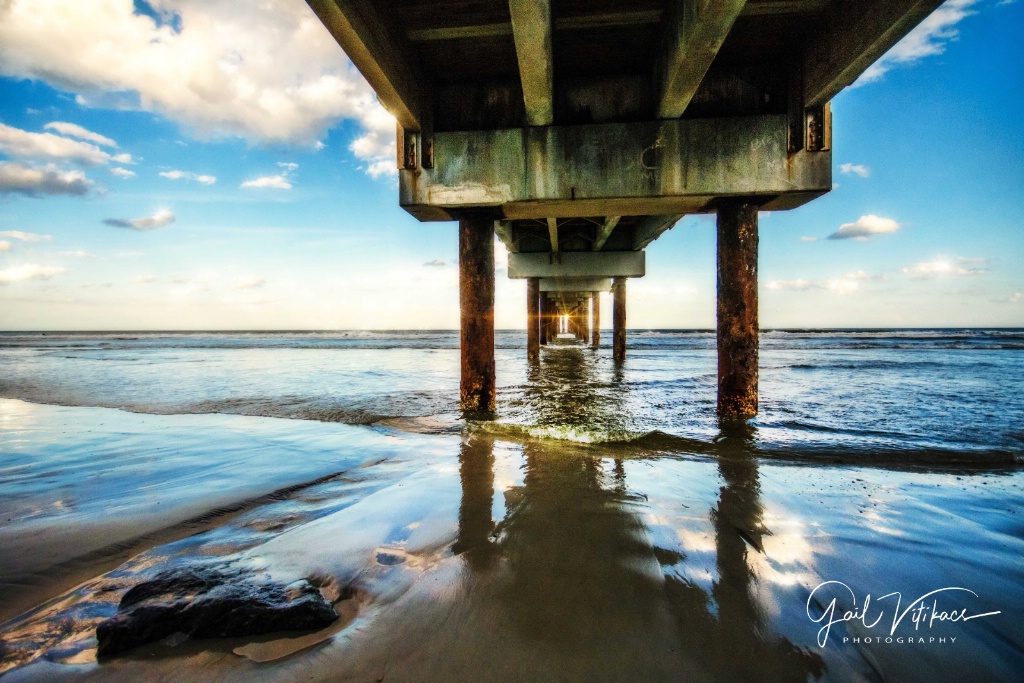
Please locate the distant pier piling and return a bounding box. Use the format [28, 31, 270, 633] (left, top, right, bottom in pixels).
[613, 277, 626, 361]
[527, 277, 540, 361]
[591, 292, 600, 349]
[539, 294, 548, 345]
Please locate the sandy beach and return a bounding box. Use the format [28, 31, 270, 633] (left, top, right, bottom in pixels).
[1, 341, 1022, 682]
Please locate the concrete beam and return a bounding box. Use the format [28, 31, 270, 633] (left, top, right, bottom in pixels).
[633, 214, 683, 250]
[494, 220, 518, 253]
[547, 217, 559, 252]
[741, 0, 827, 16]
[593, 216, 621, 251]
[539, 277, 612, 293]
[803, 0, 944, 107]
[656, 0, 747, 119]
[307, 0, 429, 132]
[508, 252, 644, 279]
[408, 10, 663, 41]
[399, 115, 830, 222]
[509, 0, 554, 127]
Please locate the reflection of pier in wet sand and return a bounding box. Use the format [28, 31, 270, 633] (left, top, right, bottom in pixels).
[0, 393, 1021, 679]
[455, 434, 824, 680]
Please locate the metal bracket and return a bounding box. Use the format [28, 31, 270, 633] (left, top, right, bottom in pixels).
[805, 103, 832, 152]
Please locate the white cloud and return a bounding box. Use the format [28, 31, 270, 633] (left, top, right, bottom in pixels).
[0, 162, 92, 196]
[800, 236, 818, 243]
[58, 250, 94, 258]
[423, 259, 447, 267]
[856, 0, 981, 84]
[0, 122, 130, 166]
[828, 215, 901, 241]
[43, 121, 117, 147]
[242, 162, 296, 189]
[134, 275, 157, 284]
[349, 104, 398, 178]
[160, 169, 216, 185]
[240, 174, 291, 190]
[766, 271, 870, 295]
[103, 209, 176, 231]
[0, 263, 67, 284]
[0, 241, 9, 252]
[0, 230, 53, 242]
[902, 257, 987, 278]
[839, 163, 870, 178]
[232, 276, 266, 290]
[0, 0, 395, 176]
[110, 167, 136, 178]
[1009, 292, 1022, 304]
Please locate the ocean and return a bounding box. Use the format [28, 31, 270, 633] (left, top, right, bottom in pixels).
[0, 330, 1022, 681]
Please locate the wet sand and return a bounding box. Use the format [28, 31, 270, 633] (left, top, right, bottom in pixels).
[1, 399, 1022, 681]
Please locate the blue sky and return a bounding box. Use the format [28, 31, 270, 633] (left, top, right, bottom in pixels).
[0, 0, 1021, 330]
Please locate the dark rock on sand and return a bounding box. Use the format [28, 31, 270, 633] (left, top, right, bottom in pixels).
[96, 566, 337, 657]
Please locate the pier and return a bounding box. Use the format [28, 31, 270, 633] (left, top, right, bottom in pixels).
[308, 0, 943, 415]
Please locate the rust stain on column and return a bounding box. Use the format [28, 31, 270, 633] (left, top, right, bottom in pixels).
[613, 277, 626, 361]
[527, 277, 540, 361]
[717, 200, 759, 417]
[591, 291, 600, 349]
[459, 214, 496, 413]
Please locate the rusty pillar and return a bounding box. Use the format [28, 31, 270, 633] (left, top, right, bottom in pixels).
[459, 214, 496, 413]
[527, 277, 540, 361]
[539, 295, 548, 345]
[613, 277, 626, 361]
[717, 200, 759, 417]
[591, 291, 600, 349]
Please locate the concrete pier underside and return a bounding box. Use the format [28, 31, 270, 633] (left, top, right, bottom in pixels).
[309, 0, 944, 417]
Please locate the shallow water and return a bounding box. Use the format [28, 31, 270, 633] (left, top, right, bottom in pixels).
[2, 329, 1022, 454]
[0, 330, 1022, 681]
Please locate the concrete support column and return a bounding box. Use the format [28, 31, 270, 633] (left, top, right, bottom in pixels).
[717, 201, 759, 417]
[459, 214, 496, 413]
[539, 295, 548, 345]
[613, 277, 626, 361]
[527, 277, 540, 361]
[591, 291, 601, 349]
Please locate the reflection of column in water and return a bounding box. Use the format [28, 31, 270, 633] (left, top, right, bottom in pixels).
[708, 453, 824, 679]
[452, 435, 497, 570]
[712, 454, 765, 638]
[493, 444, 673, 653]
[452, 440, 823, 677]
